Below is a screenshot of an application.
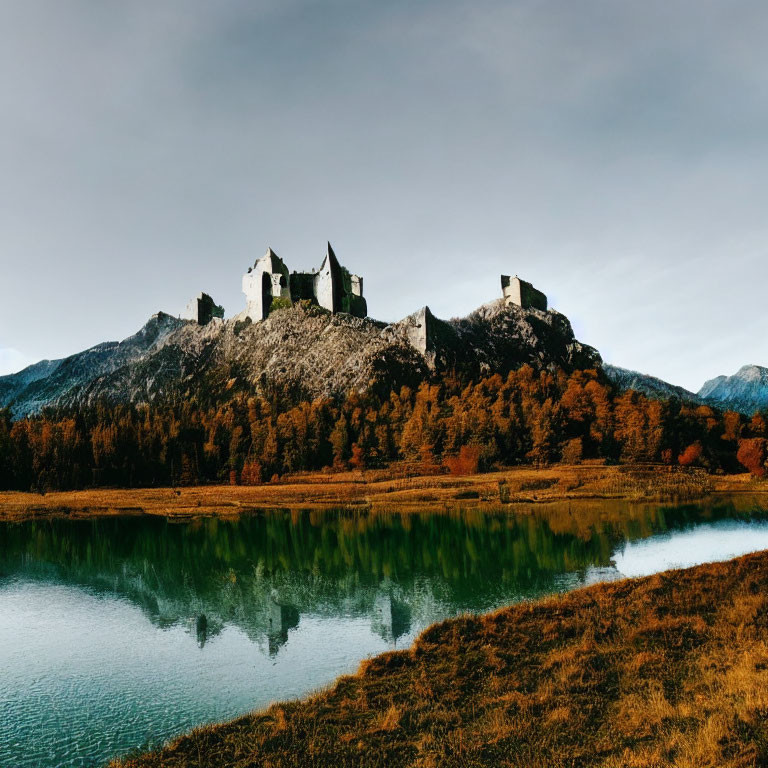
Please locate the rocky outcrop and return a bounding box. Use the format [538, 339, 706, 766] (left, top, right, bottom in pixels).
[386, 300, 599, 375]
[0, 300, 601, 417]
[447, 300, 600, 375]
[698, 365, 768, 414]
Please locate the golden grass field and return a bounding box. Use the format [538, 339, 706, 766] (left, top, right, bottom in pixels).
[110, 549, 768, 768]
[2, 462, 760, 523]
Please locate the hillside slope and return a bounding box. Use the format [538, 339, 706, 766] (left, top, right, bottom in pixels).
[604, 364, 700, 403]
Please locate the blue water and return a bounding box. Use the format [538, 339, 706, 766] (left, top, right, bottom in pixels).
[0, 500, 766, 767]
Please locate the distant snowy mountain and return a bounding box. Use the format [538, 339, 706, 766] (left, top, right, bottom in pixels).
[697, 365, 768, 414]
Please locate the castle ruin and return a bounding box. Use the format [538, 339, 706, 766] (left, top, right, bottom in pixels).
[240, 242, 367, 322]
[403, 306, 435, 357]
[181, 244, 547, 332]
[182, 292, 225, 325]
[501, 275, 547, 311]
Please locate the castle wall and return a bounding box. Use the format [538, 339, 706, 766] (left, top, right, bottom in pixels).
[405, 306, 433, 355]
[242, 270, 267, 321]
[182, 297, 199, 323]
[243, 249, 291, 321]
[345, 293, 368, 318]
[501, 275, 547, 311]
[314, 257, 337, 312]
[289, 272, 316, 302]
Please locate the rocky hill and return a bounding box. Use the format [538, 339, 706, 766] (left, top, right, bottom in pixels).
[698, 365, 768, 414]
[0, 300, 600, 417]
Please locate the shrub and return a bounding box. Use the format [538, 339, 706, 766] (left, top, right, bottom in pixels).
[240, 460, 262, 485]
[349, 443, 365, 470]
[560, 438, 583, 465]
[269, 297, 292, 312]
[419, 444, 442, 475]
[736, 437, 767, 477]
[444, 445, 480, 476]
[678, 442, 703, 467]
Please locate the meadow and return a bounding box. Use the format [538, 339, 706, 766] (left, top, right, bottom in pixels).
[0, 462, 743, 523]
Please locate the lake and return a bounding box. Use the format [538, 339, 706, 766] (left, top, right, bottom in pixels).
[2, 498, 768, 767]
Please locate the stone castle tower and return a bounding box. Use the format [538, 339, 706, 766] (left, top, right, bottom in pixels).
[242, 248, 292, 322]
[501, 275, 547, 311]
[241, 242, 367, 322]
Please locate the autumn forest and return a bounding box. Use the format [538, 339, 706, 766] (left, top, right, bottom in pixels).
[1, 366, 767, 492]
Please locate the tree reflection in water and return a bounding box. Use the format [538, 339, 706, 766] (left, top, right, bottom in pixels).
[1, 499, 765, 655]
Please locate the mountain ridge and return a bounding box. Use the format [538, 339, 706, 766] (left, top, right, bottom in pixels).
[0, 300, 600, 417]
[697, 364, 768, 414]
[7, 299, 768, 419]
[603, 364, 701, 404]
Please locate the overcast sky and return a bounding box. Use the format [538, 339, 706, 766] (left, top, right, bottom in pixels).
[1, 0, 768, 392]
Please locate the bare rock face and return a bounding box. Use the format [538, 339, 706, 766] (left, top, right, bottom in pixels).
[214, 303, 429, 401]
[0, 300, 601, 416]
[446, 300, 600, 376]
[386, 299, 600, 377]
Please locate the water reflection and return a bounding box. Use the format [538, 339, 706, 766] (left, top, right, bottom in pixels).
[613, 519, 768, 578]
[372, 591, 412, 645]
[268, 597, 300, 656]
[0, 498, 767, 768]
[195, 613, 208, 647]
[2, 501, 768, 653]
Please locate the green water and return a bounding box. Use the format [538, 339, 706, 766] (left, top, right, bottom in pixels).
[1, 499, 768, 767]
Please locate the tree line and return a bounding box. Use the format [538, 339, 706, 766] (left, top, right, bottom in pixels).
[1, 366, 766, 491]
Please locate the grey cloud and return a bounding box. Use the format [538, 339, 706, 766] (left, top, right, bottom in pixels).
[1, 0, 767, 391]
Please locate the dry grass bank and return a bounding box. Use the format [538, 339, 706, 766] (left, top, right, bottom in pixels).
[113, 549, 768, 768]
[0, 463, 738, 523]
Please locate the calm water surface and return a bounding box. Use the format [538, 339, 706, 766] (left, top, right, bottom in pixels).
[1, 498, 768, 767]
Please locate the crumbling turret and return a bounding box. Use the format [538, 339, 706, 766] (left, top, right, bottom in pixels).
[183, 292, 224, 325]
[501, 275, 547, 311]
[242, 247, 292, 321]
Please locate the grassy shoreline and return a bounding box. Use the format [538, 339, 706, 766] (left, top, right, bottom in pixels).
[1, 463, 764, 523]
[111, 549, 768, 768]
